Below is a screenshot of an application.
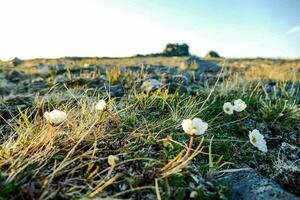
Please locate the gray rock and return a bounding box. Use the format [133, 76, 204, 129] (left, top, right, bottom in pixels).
[168, 66, 179, 75]
[0, 95, 35, 124]
[36, 63, 51, 75]
[0, 122, 15, 142]
[128, 65, 141, 73]
[273, 143, 300, 195]
[196, 72, 220, 84]
[195, 61, 221, 74]
[278, 142, 300, 162]
[184, 56, 221, 74]
[54, 74, 68, 83]
[144, 65, 156, 74]
[56, 63, 66, 70]
[170, 74, 191, 85]
[141, 79, 163, 93]
[6, 70, 25, 83]
[29, 77, 47, 92]
[11, 57, 23, 66]
[87, 77, 106, 89]
[224, 168, 300, 200]
[109, 84, 125, 97]
[0, 74, 15, 96]
[167, 83, 189, 95]
[161, 73, 169, 84]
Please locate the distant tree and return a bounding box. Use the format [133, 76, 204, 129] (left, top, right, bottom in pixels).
[205, 51, 221, 58]
[163, 43, 189, 57]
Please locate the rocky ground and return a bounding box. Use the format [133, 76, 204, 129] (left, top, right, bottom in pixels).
[0, 56, 299, 199]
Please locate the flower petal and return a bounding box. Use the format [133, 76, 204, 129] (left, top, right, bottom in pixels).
[182, 119, 193, 134]
[193, 118, 208, 135]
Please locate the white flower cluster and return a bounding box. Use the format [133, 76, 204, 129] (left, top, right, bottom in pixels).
[44, 98, 267, 153]
[223, 99, 247, 115]
[181, 99, 267, 152]
[44, 99, 107, 126]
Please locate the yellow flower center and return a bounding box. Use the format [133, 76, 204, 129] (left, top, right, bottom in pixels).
[225, 107, 230, 112]
[190, 128, 197, 135]
[251, 136, 257, 143]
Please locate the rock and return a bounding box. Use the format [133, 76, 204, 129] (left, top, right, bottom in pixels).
[0, 95, 35, 123]
[11, 78, 46, 94]
[29, 77, 47, 92]
[0, 122, 15, 142]
[182, 56, 221, 74]
[6, 70, 25, 83]
[170, 74, 191, 85]
[36, 63, 51, 75]
[0, 74, 14, 96]
[11, 57, 23, 66]
[195, 62, 220, 74]
[87, 78, 104, 88]
[128, 65, 141, 73]
[3, 95, 34, 107]
[144, 65, 156, 74]
[109, 84, 125, 97]
[56, 63, 66, 70]
[224, 168, 300, 200]
[273, 143, 300, 195]
[167, 83, 189, 95]
[196, 73, 219, 84]
[141, 79, 163, 93]
[278, 142, 300, 162]
[161, 73, 169, 84]
[54, 74, 68, 83]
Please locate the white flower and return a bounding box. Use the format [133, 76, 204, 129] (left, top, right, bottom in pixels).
[249, 129, 268, 153]
[95, 99, 107, 111]
[223, 102, 234, 115]
[108, 155, 119, 166]
[44, 109, 67, 125]
[181, 118, 208, 136]
[190, 191, 198, 198]
[233, 99, 247, 112]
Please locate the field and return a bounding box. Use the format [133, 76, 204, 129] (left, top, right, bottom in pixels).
[0, 56, 300, 199]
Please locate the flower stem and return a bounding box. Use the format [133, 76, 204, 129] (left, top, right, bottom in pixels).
[185, 135, 194, 158]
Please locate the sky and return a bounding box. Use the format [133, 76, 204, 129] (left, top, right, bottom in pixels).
[0, 0, 300, 60]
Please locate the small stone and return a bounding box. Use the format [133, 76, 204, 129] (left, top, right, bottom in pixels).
[109, 84, 125, 97]
[167, 83, 189, 95]
[170, 74, 191, 85]
[141, 79, 163, 93]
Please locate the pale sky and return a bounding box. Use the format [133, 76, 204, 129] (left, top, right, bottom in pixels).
[0, 0, 300, 60]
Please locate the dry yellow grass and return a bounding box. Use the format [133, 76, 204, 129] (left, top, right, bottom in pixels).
[2, 56, 300, 82]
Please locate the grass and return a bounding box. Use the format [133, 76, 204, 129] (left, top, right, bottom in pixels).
[0, 58, 300, 199]
[0, 88, 234, 199]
